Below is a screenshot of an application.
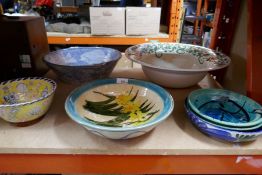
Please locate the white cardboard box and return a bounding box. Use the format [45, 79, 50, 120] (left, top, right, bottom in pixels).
[126, 7, 161, 35]
[90, 7, 125, 35]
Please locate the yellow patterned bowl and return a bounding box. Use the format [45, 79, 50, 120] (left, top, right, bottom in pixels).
[0, 77, 56, 123]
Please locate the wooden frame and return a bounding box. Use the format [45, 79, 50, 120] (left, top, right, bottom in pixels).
[247, 0, 262, 103]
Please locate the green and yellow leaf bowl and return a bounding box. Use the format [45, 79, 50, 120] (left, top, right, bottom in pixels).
[65, 78, 174, 139]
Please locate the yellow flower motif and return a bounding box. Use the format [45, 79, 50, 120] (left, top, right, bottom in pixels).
[115, 94, 132, 106]
[122, 101, 140, 113]
[129, 111, 146, 122]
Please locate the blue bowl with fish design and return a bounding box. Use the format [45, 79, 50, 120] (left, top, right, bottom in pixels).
[185, 99, 262, 142]
[65, 78, 174, 139]
[44, 47, 121, 84]
[188, 89, 262, 128]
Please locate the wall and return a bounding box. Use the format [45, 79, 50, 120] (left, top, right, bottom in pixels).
[223, 0, 247, 95]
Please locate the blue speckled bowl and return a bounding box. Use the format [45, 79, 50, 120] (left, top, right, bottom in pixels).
[44, 47, 121, 84]
[185, 99, 262, 142]
[65, 78, 174, 139]
[188, 89, 262, 128]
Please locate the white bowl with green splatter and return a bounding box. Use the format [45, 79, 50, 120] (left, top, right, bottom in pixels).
[65, 78, 174, 139]
[125, 42, 231, 88]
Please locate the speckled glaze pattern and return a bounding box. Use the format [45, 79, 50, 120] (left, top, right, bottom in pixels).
[0, 77, 56, 123]
[44, 47, 121, 84]
[185, 100, 262, 142]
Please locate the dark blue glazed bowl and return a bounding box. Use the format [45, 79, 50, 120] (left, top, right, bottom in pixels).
[188, 88, 262, 128]
[44, 47, 121, 84]
[185, 99, 262, 142]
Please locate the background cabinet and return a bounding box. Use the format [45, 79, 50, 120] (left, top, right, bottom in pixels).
[47, 0, 183, 45]
[180, 0, 240, 52]
[247, 0, 262, 104]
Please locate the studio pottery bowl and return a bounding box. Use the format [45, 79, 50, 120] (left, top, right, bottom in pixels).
[44, 47, 121, 84]
[188, 88, 262, 128]
[125, 42, 230, 88]
[0, 77, 56, 123]
[185, 98, 262, 131]
[185, 99, 262, 142]
[65, 78, 174, 139]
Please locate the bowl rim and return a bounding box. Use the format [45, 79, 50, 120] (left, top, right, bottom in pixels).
[44, 46, 122, 67]
[185, 98, 262, 132]
[0, 77, 57, 107]
[125, 42, 231, 72]
[187, 88, 262, 127]
[65, 78, 174, 132]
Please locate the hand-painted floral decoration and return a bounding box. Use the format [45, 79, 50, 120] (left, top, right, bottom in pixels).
[83, 87, 159, 127]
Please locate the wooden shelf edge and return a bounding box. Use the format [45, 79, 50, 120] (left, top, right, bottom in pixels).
[47, 36, 173, 45]
[0, 154, 261, 174]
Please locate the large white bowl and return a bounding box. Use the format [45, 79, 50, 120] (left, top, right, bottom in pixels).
[65, 78, 174, 139]
[125, 42, 231, 88]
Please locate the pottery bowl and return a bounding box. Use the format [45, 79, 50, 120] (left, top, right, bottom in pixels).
[65, 78, 174, 139]
[44, 47, 121, 84]
[0, 77, 56, 123]
[125, 42, 230, 88]
[188, 88, 262, 128]
[185, 99, 262, 142]
[185, 98, 262, 131]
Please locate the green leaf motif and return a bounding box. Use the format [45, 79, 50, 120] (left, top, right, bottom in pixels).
[83, 87, 160, 127]
[235, 133, 256, 142]
[134, 43, 229, 66]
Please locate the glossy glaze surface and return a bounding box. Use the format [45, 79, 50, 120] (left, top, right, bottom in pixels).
[65, 78, 174, 139]
[185, 99, 262, 142]
[125, 42, 230, 88]
[44, 47, 121, 84]
[188, 88, 262, 127]
[0, 77, 56, 123]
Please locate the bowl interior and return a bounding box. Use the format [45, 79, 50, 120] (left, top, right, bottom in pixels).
[185, 98, 262, 143]
[65, 78, 174, 131]
[188, 88, 262, 127]
[185, 98, 262, 131]
[125, 42, 230, 72]
[44, 47, 121, 66]
[0, 78, 55, 105]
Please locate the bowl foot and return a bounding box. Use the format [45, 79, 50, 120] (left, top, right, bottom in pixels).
[9, 115, 46, 127]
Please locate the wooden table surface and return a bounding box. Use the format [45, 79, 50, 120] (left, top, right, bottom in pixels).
[0, 63, 261, 174]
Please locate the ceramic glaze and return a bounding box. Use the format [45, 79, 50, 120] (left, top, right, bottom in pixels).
[44, 47, 121, 84]
[185, 99, 262, 142]
[76, 85, 162, 127]
[125, 42, 231, 88]
[65, 78, 174, 139]
[0, 77, 56, 123]
[188, 88, 262, 128]
[44, 47, 120, 66]
[185, 99, 262, 131]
